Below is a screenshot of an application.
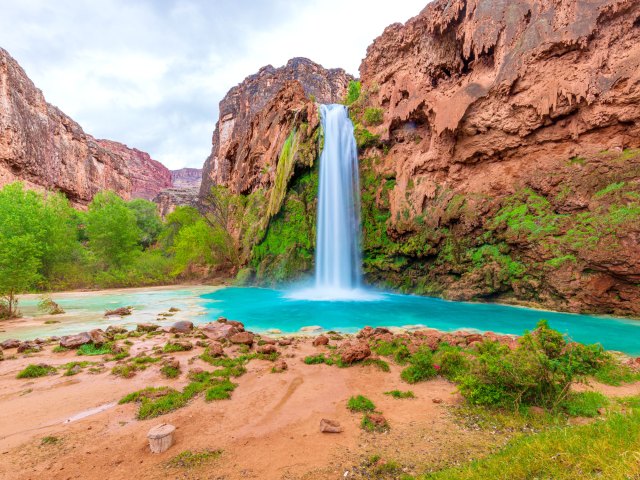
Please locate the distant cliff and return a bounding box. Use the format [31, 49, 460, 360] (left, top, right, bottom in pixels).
[171, 168, 202, 189]
[0, 48, 171, 205]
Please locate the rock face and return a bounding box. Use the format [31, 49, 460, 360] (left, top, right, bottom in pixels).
[0, 48, 171, 205]
[153, 187, 199, 217]
[348, 0, 640, 315]
[171, 168, 202, 189]
[199, 57, 353, 197]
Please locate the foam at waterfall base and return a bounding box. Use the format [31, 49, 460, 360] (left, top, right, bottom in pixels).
[285, 286, 383, 302]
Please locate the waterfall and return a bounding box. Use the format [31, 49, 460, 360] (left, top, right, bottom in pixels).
[289, 104, 378, 301]
[315, 104, 362, 292]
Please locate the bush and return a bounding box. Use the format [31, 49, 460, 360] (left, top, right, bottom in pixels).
[345, 80, 361, 105]
[434, 346, 471, 381]
[77, 343, 113, 356]
[401, 348, 437, 384]
[363, 107, 384, 126]
[160, 365, 180, 379]
[205, 379, 237, 401]
[457, 321, 608, 409]
[348, 395, 376, 412]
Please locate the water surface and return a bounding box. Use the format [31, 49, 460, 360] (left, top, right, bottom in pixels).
[202, 287, 640, 355]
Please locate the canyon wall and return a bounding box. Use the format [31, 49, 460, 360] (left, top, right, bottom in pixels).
[349, 0, 640, 315]
[0, 48, 171, 205]
[171, 168, 202, 189]
[199, 57, 352, 197]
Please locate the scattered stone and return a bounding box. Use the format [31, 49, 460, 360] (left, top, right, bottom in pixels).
[278, 338, 293, 346]
[272, 359, 288, 372]
[60, 332, 92, 349]
[340, 341, 371, 364]
[18, 342, 42, 353]
[257, 344, 277, 355]
[33, 338, 47, 345]
[88, 329, 108, 346]
[320, 419, 343, 433]
[172, 341, 193, 351]
[227, 320, 245, 332]
[432, 397, 443, 404]
[171, 321, 194, 334]
[163, 358, 180, 370]
[147, 423, 176, 454]
[106, 325, 128, 337]
[196, 340, 210, 348]
[104, 307, 132, 317]
[207, 342, 224, 357]
[313, 335, 329, 347]
[201, 322, 239, 341]
[229, 331, 254, 346]
[69, 364, 82, 375]
[136, 323, 159, 333]
[258, 336, 277, 345]
[1, 339, 20, 349]
[366, 413, 388, 428]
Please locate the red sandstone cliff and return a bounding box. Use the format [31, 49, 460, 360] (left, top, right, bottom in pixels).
[199, 57, 353, 197]
[171, 168, 202, 189]
[352, 0, 640, 315]
[0, 48, 172, 205]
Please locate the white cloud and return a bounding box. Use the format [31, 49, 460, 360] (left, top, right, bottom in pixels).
[0, 0, 427, 169]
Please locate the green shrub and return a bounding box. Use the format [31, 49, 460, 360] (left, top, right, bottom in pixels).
[434, 346, 470, 381]
[167, 449, 222, 469]
[348, 395, 376, 412]
[345, 80, 361, 105]
[361, 358, 390, 372]
[304, 354, 328, 365]
[163, 342, 190, 353]
[384, 390, 415, 399]
[363, 107, 384, 126]
[401, 348, 437, 384]
[52, 346, 69, 353]
[457, 321, 607, 410]
[17, 364, 56, 379]
[593, 361, 640, 386]
[205, 379, 237, 401]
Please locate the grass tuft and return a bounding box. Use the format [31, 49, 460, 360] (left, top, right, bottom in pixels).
[348, 395, 376, 412]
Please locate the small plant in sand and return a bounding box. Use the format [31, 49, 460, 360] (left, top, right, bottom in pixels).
[361, 358, 390, 372]
[17, 364, 56, 379]
[384, 390, 415, 399]
[160, 364, 181, 379]
[52, 346, 69, 353]
[348, 395, 376, 412]
[167, 449, 222, 469]
[163, 342, 191, 353]
[361, 413, 390, 433]
[41, 436, 61, 445]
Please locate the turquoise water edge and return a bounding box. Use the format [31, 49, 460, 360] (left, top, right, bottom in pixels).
[2, 286, 639, 355]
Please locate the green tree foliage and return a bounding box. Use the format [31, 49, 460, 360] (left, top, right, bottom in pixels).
[127, 198, 164, 247]
[86, 191, 141, 268]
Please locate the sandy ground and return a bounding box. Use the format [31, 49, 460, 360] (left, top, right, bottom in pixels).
[1, 331, 639, 480]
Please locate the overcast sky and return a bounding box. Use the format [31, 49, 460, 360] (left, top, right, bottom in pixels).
[0, 0, 427, 169]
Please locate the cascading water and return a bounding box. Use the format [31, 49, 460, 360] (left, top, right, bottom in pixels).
[315, 104, 362, 292]
[289, 104, 377, 301]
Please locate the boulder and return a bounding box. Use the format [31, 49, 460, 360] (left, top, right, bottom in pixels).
[60, 332, 91, 349]
[313, 335, 329, 347]
[258, 336, 277, 345]
[88, 329, 108, 345]
[105, 325, 128, 337]
[104, 306, 132, 317]
[357, 326, 374, 339]
[170, 321, 194, 333]
[278, 337, 293, 346]
[257, 344, 277, 355]
[136, 323, 159, 333]
[201, 322, 239, 341]
[366, 413, 388, 429]
[0, 339, 20, 349]
[229, 331, 254, 346]
[340, 341, 371, 364]
[207, 342, 224, 357]
[319, 419, 343, 433]
[18, 342, 40, 353]
[227, 320, 245, 332]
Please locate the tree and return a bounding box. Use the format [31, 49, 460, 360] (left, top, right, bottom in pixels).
[0, 183, 48, 318]
[86, 191, 141, 268]
[127, 198, 163, 248]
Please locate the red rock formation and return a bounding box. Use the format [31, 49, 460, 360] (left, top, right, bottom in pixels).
[96, 139, 172, 200]
[0, 48, 171, 205]
[200, 57, 353, 197]
[354, 0, 640, 315]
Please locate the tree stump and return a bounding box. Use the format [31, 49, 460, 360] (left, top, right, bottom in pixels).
[147, 423, 176, 453]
